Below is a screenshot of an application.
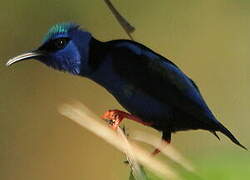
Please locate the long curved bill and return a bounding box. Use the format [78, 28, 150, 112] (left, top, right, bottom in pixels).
[6, 51, 44, 66]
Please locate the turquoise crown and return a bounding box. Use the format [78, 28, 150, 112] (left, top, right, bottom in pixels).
[43, 23, 79, 43]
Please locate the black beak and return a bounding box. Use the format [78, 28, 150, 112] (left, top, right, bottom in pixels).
[6, 50, 44, 66]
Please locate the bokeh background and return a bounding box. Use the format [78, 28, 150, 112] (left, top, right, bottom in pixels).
[0, 0, 250, 179]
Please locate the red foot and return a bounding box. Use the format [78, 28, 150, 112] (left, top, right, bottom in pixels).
[101, 109, 153, 130]
[151, 139, 170, 156]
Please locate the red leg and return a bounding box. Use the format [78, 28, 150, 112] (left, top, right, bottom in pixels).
[101, 109, 153, 130]
[151, 139, 170, 156]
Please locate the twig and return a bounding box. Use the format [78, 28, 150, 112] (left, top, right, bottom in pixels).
[132, 131, 195, 172]
[117, 127, 146, 180]
[103, 0, 135, 40]
[59, 101, 180, 180]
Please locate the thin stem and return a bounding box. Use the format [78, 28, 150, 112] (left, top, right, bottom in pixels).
[103, 0, 135, 40]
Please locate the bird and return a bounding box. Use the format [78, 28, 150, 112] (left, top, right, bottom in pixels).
[6, 23, 247, 153]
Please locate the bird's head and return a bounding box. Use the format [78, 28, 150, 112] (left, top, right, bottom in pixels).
[6, 23, 92, 75]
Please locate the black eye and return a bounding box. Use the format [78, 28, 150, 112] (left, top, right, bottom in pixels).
[53, 38, 69, 49]
[39, 38, 70, 52]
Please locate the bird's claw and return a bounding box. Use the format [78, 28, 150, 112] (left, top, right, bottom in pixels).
[101, 109, 125, 130]
[101, 109, 153, 130]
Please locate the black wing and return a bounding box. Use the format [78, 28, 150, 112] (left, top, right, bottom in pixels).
[107, 40, 246, 150]
[109, 40, 216, 125]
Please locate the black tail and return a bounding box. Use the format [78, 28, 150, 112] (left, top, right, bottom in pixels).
[215, 122, 247, 150]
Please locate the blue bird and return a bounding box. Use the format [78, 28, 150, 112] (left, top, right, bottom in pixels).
[6, 23, 246, 152]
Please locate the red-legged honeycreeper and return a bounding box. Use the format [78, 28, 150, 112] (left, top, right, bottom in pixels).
[6, 23, 247, 150]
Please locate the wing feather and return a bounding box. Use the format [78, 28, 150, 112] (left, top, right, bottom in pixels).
[110, 40, 217, 124]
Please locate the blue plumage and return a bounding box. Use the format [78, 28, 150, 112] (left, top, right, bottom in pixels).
[6, 23, 246, 150]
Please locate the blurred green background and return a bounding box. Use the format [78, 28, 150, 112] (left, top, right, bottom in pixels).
[0, 0, 249, 179]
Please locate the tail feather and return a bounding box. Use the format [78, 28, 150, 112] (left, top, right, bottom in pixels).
[210, 131, 220, 140]
[216, 122, 247, 150]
